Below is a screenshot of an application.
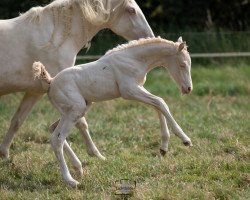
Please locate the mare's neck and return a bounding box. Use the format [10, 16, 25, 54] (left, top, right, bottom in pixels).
[67, 4, 107, 52]
[45, 3, 107, 53]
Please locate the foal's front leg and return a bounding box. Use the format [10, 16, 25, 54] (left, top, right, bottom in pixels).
[122, 85, 192, 146]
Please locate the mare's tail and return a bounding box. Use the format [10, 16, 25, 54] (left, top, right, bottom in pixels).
[32, 61, 52, 91]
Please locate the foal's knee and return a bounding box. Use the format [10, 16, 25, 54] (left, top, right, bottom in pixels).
[76, 118, 88, 130]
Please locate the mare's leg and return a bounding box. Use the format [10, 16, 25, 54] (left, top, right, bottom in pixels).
[76, 117, 106, 160]
[49, 120, 83, 177]
[0, 93, 42, 159]
[122, 85, 192, 146]
[157, 111, 170, 156]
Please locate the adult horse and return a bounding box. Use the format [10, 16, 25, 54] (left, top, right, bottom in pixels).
[0, 0, 154, 159]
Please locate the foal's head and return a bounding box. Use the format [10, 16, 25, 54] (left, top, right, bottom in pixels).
[165, 37, 193, 94]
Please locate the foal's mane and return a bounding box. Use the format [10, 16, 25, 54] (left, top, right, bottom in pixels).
[106, 37, 177, 55]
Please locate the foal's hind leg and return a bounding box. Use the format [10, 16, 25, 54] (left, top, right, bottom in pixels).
[51, 116, 79, 187]
[0, 93, 42, 159]
[49, 121, 83, 177]
[76, 117, 106, 160]
[50, 103, 105, 160]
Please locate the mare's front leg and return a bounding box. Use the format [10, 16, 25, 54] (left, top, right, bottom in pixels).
[0, 92, 42, 159]
[121, 85, 192, 147]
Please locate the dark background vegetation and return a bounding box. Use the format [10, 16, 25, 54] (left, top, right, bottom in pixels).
[0, 0, 249, 31]
[0, 0, 249, 62]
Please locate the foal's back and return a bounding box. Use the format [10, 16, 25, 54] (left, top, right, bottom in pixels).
[49, 59, 121, 104]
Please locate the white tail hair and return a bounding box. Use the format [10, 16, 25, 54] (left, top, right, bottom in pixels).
[32, 61, 52, 91]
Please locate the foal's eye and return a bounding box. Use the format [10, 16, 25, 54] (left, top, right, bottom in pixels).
[180, 64, 186, 68]
[127, 7, 136, 14]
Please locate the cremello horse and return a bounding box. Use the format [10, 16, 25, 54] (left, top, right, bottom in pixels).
[0, 0, 154, 159]
[33, 37, 193, 187]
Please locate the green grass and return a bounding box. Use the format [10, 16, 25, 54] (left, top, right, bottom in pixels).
[0, 64, 250, 199]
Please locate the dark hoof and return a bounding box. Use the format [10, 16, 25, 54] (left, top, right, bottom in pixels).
[160, 149, 167, 156]
[183, 141, 193, 146]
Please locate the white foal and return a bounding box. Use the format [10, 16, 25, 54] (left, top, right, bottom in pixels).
[0, 0, 154, 161]
[33, 36, 193, 187]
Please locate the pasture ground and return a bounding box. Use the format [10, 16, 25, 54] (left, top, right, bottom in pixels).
[0, 64, 249, 199]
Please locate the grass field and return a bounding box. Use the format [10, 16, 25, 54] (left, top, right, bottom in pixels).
[0, 63, 249, 199]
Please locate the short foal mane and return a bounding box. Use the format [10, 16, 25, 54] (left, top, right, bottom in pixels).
[106, 37, 177, 55]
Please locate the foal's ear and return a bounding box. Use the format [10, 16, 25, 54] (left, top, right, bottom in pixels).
[177, 36, 183, 43]
[178, 42, 185, 52]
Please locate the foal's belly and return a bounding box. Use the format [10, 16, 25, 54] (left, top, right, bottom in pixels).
[82, 80, 121, 102]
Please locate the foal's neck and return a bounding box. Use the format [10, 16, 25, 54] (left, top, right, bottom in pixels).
[132, 42, 177, 71]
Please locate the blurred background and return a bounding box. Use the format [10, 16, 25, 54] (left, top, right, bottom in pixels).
[0, 0, 249, 64]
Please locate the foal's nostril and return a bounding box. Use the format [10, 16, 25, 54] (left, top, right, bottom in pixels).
[188, 87, 191, 92]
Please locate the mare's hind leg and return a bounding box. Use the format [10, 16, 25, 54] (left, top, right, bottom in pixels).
[0, 92, 42, 159]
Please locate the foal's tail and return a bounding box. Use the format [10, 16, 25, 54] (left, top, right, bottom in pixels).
[32, 61, 52, 91]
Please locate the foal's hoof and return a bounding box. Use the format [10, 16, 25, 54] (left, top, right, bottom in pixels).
[183, 140, 193, 147]
[160, 149, 167, 156]
[66, 178, 80, 188]
[0, 148, 9, 160]
[73, 166, 84, 178]
[87, 149, 106, 160]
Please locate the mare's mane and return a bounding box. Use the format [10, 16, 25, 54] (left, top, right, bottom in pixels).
[20, 0, 128, 48]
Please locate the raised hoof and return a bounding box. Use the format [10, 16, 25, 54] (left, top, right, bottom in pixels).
[87, 149, 106, 160]
[183, 141, 193, 147]
[160, 149, 167, 156]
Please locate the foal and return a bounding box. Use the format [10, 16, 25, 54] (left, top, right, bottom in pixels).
[33, 37, 193, 187]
